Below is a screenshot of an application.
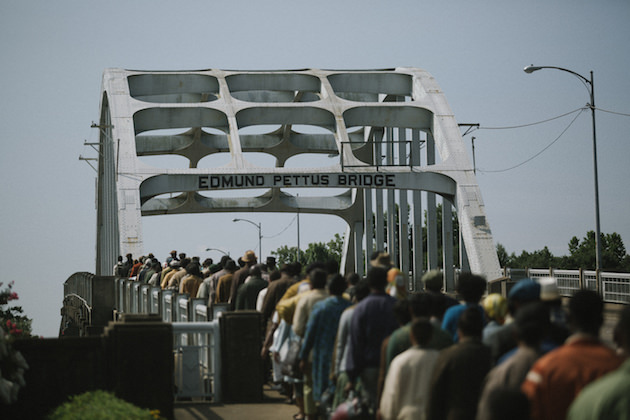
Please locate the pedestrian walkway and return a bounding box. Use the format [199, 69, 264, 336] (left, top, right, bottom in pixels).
[174, 384, 298, 420]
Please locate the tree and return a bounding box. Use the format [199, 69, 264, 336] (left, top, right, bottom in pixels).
[496, 243, 510, 267]
[565, 231, 629, 271]
[498, 231, 630, 271]
[271, 233, 344, 267]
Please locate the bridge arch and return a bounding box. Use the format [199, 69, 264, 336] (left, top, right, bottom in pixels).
[95, 68, 501, 289]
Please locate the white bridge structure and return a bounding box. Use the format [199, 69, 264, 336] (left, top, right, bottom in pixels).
[94, 68, 502, 289]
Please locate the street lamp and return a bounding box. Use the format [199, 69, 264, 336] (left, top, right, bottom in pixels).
[524, 65, 602, 271]
[205, 247, 229, 256]
[233, 218, 262, 258]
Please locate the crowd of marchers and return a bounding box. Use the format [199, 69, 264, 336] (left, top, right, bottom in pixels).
[114, 249, 630, 420]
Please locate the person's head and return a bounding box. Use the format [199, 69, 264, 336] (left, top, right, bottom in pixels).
[408, 292, 433, 319]
[393, 299, 412, 326]
[178, 252, 186, 260]
[483, 293, 508, 323]
[388, 268, 406, 288]
[285, 261, 302, 278]
[354, 279, 371, 302]
[613, 305, 630, 355]
[126, 253, 133, 260]
[366, 266, 388, 292]
[328, 274, 346, 296]
[249, 264, 263, 278]
[180, 258, 191, 270]
[569, 289, 604, 335]
[515, 301, 550, 348]
[457, 306, 484, 339]
[269, 269, 281, 282]
[310, 268, 328, 290]
[170, 250, 177, 257]
[224, 260, 238, 273]
[422, 270, 444, 293]
[456, 272, 487, 303]
[345, 272, 360, 287]
[242, 250, 257, 266]
[306, 261, 326, 277]
[507, 278, 541, 315]
[152, 260, 161, 271]
[117, 255, 123, 262]
[325, 259, 340, 275]
[219, 254, 231, 268]
[410, 318, 433, 347]
[266, 256, 277, 269]
[186, 262, 201, 278]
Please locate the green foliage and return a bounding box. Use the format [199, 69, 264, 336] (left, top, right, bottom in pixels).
[497, 231, 630, 271]
[48, 390, 163, 420]
[271, 233, 344, 267]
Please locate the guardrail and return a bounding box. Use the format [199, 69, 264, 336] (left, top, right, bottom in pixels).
[500, 268, 630, 304]
[112, 278, 221, 401]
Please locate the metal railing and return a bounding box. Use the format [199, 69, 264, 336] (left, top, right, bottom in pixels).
[502, 268, 630, 304]
[112, 278, 220, 401]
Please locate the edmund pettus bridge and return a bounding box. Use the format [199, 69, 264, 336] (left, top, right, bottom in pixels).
[6, 68, 629, 419]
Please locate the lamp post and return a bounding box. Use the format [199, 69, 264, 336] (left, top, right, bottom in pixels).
[205, 247, 229, 256]
[233, 218, 262, 258]
[524, 65, 602, 271]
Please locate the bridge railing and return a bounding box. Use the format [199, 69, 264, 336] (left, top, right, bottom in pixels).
[112, 278, 222, 401]
[501, 268, 630, 304]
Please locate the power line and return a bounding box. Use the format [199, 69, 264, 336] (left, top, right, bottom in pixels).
[478, 108, 585, 174]
[479, 107, 586, 130]
[595, 106, 630, 117]
[264, 215, 298, 239]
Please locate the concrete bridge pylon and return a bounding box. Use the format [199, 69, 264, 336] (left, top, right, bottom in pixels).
[94, 67, 501, 290]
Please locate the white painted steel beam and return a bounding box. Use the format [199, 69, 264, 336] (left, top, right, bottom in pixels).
[96, 68, 501, 283]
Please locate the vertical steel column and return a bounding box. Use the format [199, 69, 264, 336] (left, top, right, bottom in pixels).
[398, 125, 410, 281]
[386, 127, 397, 262]
[442, 198, 454, 292]
[411, 129, 424, 290]
[364, 189, 375, 273]
[375, 130, 385, 252]
[426, 132, 438, 270]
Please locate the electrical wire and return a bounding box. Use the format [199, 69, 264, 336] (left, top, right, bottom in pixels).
[264, 215, 298, 239]
[478, 108, 585, 174]
[595, 106, 630, 117]
[478, 107, 586, 130]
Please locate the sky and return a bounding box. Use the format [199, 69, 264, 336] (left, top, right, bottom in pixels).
[1, 1, 629, 337]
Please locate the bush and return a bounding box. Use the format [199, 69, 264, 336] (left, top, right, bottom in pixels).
[48, 390, 162, 420]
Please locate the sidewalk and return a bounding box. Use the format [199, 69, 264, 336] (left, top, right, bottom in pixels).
[174, 384, 298, 420]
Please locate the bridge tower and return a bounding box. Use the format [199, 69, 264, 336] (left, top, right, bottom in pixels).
[94, 68, 501, 289]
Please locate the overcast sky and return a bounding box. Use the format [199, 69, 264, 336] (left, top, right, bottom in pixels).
[1, 1, 629, 337]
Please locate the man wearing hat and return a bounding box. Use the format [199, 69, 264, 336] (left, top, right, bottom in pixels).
[229, 250, 257, 309]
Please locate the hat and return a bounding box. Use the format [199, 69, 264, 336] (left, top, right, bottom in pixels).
[422, 270, 444, 291]
[483, 293, 508, 320]
[538, 277, 561, 301]
[508, 278, 541, 303]
[371, 252, 393, 268]
[242, 250, 257, 263]
[266, 256, 276, 264]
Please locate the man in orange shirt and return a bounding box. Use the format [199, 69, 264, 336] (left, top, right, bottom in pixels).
[521, 289, 623, 420]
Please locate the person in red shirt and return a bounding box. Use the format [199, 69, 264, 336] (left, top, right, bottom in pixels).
[521, 289, 624, 420]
